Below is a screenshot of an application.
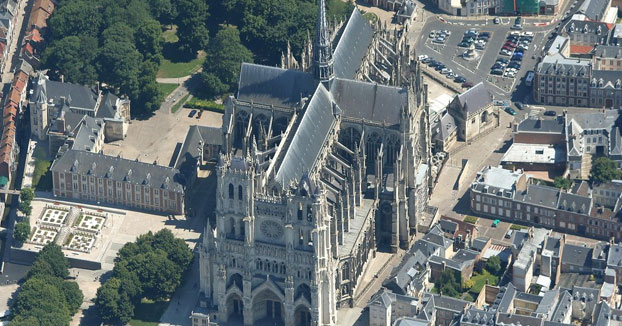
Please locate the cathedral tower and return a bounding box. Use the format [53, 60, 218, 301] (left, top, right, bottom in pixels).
[314, 0, 335, 88]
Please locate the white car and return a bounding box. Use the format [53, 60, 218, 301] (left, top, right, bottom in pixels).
[418, 55, 429, 60]
[429, 31, 436, 38]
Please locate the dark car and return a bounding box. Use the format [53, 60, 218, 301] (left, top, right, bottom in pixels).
[544, 110, 557, 116]
[515, 17, 522, 25]
[491, 63, 504, 70]
[508, 62, 521, 69]
[454, 76, 466, 83]
[428, 60, 440, 67]
[480, 32, 491, 37]
[435, 64, 446, 71]
[477, 35, 489, 41]
[511, 55, 523, 62]
[491, 69, 503, 75]
[515, 102, 524, 110]
[188, 109, 197, 118]
[421, 57, 431, 63]
[462, 82, 474, 88]
[497, 58, 509, 64]
[458, 41, 470, 47]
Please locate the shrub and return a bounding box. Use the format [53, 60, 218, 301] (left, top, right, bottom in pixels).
[184, 98, 225, 113]
[14, 222, 30, 242]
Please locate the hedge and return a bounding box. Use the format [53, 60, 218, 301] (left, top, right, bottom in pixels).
[184, 98, 225, 113]
[464, 216, 478, 224]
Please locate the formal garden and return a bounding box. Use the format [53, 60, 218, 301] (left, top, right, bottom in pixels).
[40, 207, 69, 227]
[75, 214, 106, 232]
[29, 228, 58, 246]
[66, 232, 96, 253]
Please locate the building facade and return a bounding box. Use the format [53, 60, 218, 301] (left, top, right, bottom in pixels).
[50, 149, 184, 214]
[194, 2, 432, 326]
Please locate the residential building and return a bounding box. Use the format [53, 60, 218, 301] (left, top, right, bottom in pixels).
[470, 166, 622, 241]
[533, 53, 592, 107]
[576, 0, 611, 21]
[446, 82, 498, 142]
[50, 149, 185, 214]
[561, 243, 593, 273]
[593, 180, 622, 208]
[436, 0, 499, 16]
[593, 45, 622, 70]
[368, 289, 420, 326]
[541, 235, 565, 287]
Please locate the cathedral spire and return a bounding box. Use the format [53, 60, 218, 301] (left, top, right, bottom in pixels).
[314, 0, 334, 88]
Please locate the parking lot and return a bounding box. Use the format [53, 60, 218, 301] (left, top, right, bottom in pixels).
[414, 19, 549, 99]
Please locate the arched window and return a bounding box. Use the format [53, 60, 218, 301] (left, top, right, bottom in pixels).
[228, 184, 234, 199]
[239, 220, 245, 237]
[265, 260, 270, 272]
[273, 261, 278, 273]
[280, 263, 286, 274]
[257, 259, 262, 270]
[238, 185, 243, 201]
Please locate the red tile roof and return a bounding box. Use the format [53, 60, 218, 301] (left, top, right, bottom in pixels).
[570, 45, 594, 54]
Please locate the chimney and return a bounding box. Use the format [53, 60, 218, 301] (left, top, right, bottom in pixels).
[60, 75, 64, 83]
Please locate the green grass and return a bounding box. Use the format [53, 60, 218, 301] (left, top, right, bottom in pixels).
[171, 94, 190, 113]
[510, 224, 528, 231]
[130, 298, 169, 326]
[157, 83, 178, 98]
[32, 144, 52, 191]
[73, 214, 83, 227]
[464, 216, 478, 224]
[157, 51, 205, 79]
[162, 26, 179, 43]
[468, 269, 499, 294]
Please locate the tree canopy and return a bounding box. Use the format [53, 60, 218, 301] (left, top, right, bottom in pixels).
[553, 176, 572, 190]
[434, 269, 461, 298]
[13, 222, 30, 242]
[486, 256, 502, 275]
[201, 26, 253, 97]
[96, 229, 193, 324]
[11, 243, 83, 325]
[591, 157, 622, 184]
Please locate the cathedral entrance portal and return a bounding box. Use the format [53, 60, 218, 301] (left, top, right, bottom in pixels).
[252, 289, 284, 326]
[226, 293, 244, 323]
[294, 305, 312, 326]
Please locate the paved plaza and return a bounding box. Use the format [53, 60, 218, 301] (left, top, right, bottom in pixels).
[102, 105, 222, 167]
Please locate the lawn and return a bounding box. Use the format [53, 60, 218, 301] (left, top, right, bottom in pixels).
[162, 26, 179, 43]
[464, 216, 478, 224]
[157, 51, 205, 79]
[510, 224, 528, 231]
[171, 94, 190, 113]
[130, 298, 169, 326]
[157, 83, 178, 98]
[468, 269, 499, 294]
[32, 145, 52, 191]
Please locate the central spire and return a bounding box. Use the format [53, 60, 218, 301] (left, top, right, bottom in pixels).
[314, 0, 334, 88]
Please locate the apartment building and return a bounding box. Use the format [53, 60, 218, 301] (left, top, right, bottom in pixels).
[50, 149, 185, 214]
[470, 166, 622, 241]
[533, 53, 592, 107]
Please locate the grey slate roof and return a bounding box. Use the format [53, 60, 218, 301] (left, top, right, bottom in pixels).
[50, 149, 184, 192]
[594, 45, 622, 58]
[434, 111, 457, 142]
[490, 283, 517, 314]
[472, 237, 489, 252]
[535, 288, 559, 318]
[332, 8, 374, 79]
[561, 244, 592, 267]
[174, 125, 222, 176]
[71, 116, 103, 152]
[517, 118, 564, 134]
[516, 184, 560, 209]
[592, 69, 622, 88]
[456, 82, 493, 115]
[37, 78, 99, 111]
[572, 285, 600, 302]
[577, 0, 609, 21]
[384, 251, 426, 294]
[329, 78, 407, 127]
[275, 84, 337, 185]
[236, 63, 318, 108]
[97, 93, 122, 120]
[536, 53, 591, 76]
[565, 20, 610, 44]
[460, 308, 495, 325]
[551, 291, 572, 323]
[558, 191, 592, 213]
[496, 313, 544, 326]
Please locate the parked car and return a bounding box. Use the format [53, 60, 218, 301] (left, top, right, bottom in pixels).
[511, 24, 523, 30]
[508, 62, 521, 69]
[433, 37, 445, 43]
[505, 106, 517, 115]
[435, 64, 446, 71]
[491, 69, 503, 75]
[428, 60, 439, 67]
[429, 31, 436, 38]
[418, 55, 429, 61]
[515, 17, 522, 25]
[500, 49, 512, 56]
[505, 230, 513, 239]
[462, 82, 474, 88]
[497, 58, 509, 64]
[544, 110, 557, 116]
[491, 63, 503, 70]
[459, 41, 470, 47]
[475, 43, 486, 49]
[188, 109, 197, 118]
[494, 17, 501, 24]
[454, 76, 466, 83]
[442, 30, 451, 36]
[515, 102, 524, 110]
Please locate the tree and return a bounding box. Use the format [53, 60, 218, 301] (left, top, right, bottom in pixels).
[486, 256, 502, 275]
[135, 19, 164, 64]
[591, 157, 622, 184]
[18, 200, 32, 217]
[20, 188, 34, 203]
[553, 176, 572, 190]
[463, 279, 475, 291]
[96, 278, 134, 325]
[434, 269, 461, 298]
[201, 26, 253, 97]
[41, 35, 99, 86]
[60, 281, 84, 315]
[48, 0, 101, 39]
[13, 277, 72, 326]
[176, 0, 210, 56]
[34, 243, 70, 279]
[13, 222, 30, 242]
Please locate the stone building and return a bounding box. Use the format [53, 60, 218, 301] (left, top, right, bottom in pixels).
[446, 82, 497, 142]
[194, 1, 432, 326]
[29, 72, 130, 154]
